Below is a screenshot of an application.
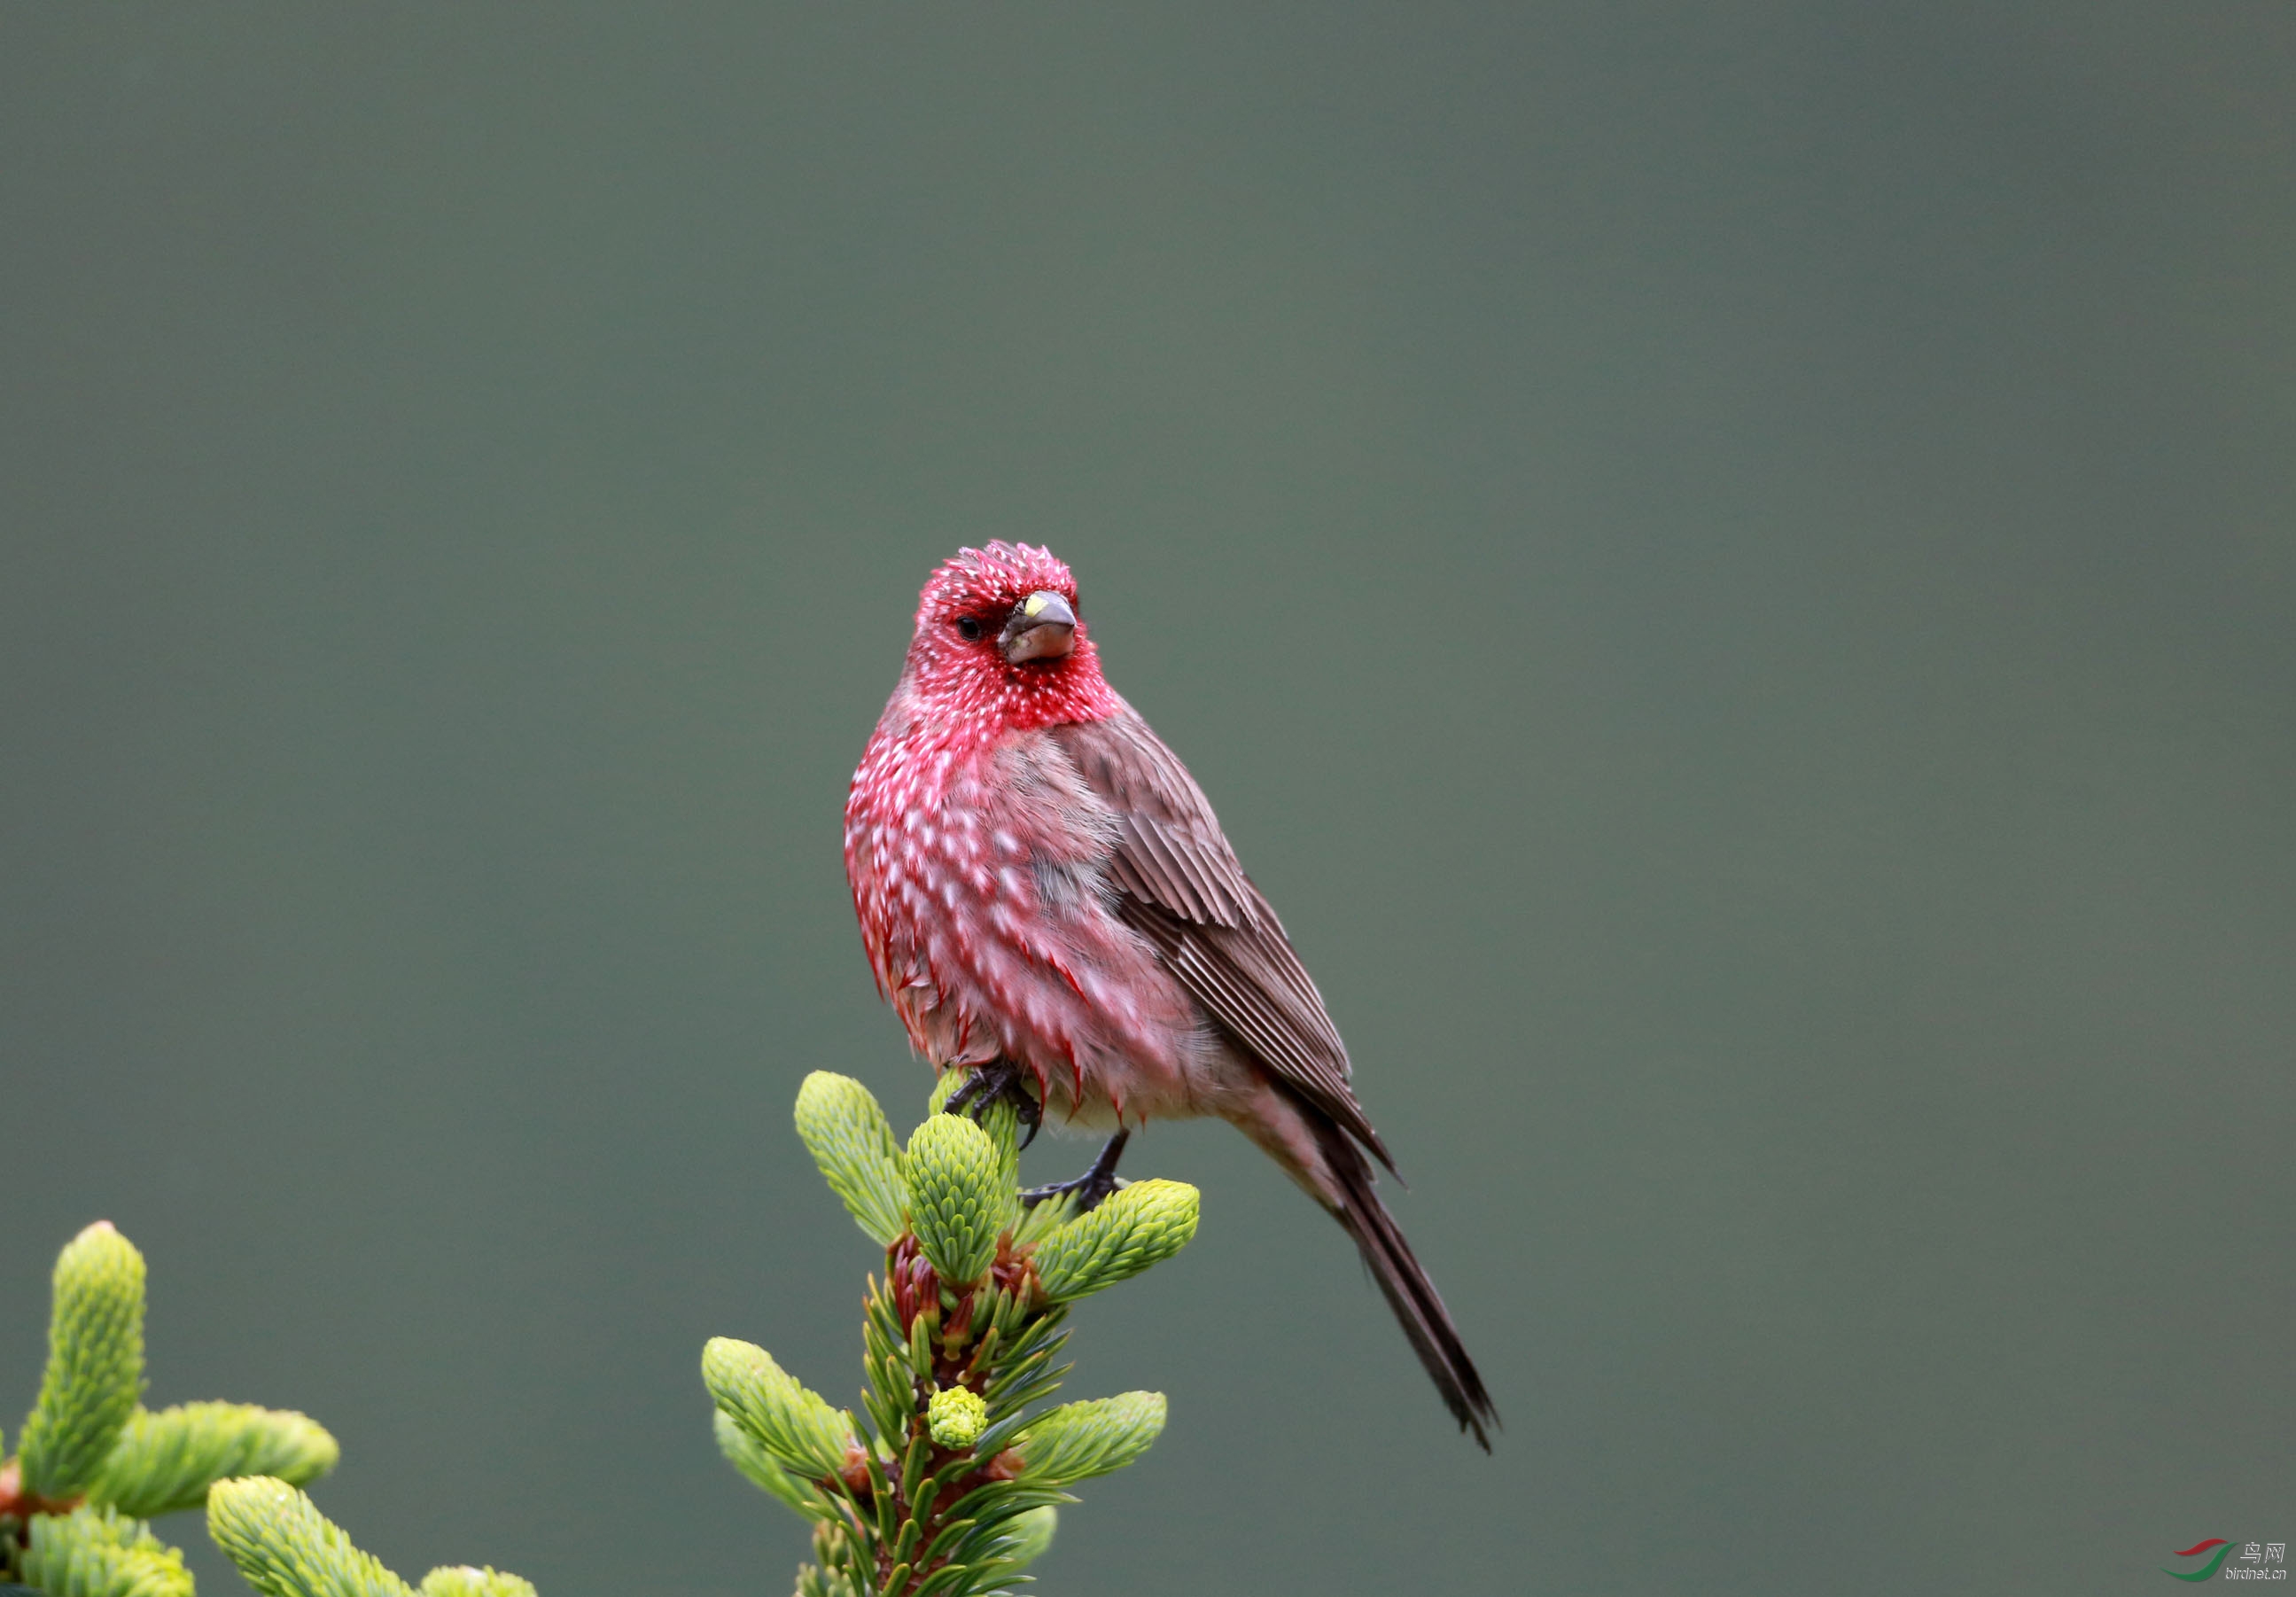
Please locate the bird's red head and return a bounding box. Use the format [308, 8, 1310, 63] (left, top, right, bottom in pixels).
[901, 541, 1122, 732]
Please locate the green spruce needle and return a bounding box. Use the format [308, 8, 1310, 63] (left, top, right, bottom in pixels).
[416, 1568, 539, 1597]
[902, 1115, 1008, 1287]
[206, 1476, 416, 1597]
[90, 1403, 339, 1520]
[702, 1339, 858, 1482]
[19, 1505, 191, 1597]
[708, 1075, 1195, 1596]
[1016, 1391, 1167, 1484]
[794, 1073, 910, 1246]
[19, 1223, 148, 1502]
[1027, 1179, 1200, 1303]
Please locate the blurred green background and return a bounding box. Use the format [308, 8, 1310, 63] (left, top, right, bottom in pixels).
[3, 6, 2290, 1594]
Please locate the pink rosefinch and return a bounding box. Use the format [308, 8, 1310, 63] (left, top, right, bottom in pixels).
[844, 541, 1495, 1447]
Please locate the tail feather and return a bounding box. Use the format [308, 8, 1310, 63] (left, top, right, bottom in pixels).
[1319, 1120, 1498, 1450]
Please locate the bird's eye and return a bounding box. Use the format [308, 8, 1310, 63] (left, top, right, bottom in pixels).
[955, 616, 983, 641]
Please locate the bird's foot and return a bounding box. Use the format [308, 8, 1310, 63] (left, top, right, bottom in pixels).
[1020, 1128, 1131, 1214]
[943, 1060, 1043, 1150]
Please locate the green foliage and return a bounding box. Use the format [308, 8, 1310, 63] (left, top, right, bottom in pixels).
[9, 1077, 1190, 1597]
[796, 1073, 910, 1247]
[712, 1411, 821, 1519]
[996, 1507, 1055, 1571]
[1013, 1393, 1166, 1485]
[922, 1077, 1021, 1203]
[1025, 1180, 1200, 1304]
[793, 1524, 866, 1597]
[19, 1225, 147, 1502]
[414, 1569, 535, 1597]
[19, 1507, 191, 1597]
[900, 1116, 1008, 1288]
[1, 1223, 356, 1597]
[707, 1070, 1197, 1597]
[703, 1341, 859, 1483]
[206, 1478, 412, 1597]
[4, 1226, 525, 1597]
[201, 1473, 542, 1597]
[91, 1406, 339, 1521]
[207, 1480, 541, 1597]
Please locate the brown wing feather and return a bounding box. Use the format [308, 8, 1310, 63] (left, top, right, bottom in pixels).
[1050, 715, 1395, 1171]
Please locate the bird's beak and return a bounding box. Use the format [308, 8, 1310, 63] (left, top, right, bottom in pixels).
[1000, 591, 1077, 664]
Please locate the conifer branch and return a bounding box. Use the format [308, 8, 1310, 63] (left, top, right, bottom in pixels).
[206, 1478, 541, 1597]
[19, 1505, 191, 1597]
[706, 1071, 1199, 1597]
[1, 1223, 354, 1597]
[9, 1072, 1198, 1597]
[206, 1478, 412, 1597]
[18, 1225, 146, 1505]
[91, 1406, 339, 1522]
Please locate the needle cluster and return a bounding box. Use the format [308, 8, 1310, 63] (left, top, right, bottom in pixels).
[5, 1071, 1197, 1597]
[705, 1071, 1199, 1597]
[0, 1223, 338, 1597]
[0, 1223, 533, 1597]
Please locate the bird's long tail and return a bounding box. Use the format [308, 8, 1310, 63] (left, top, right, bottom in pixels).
[1314, 1116, 1498, 1451]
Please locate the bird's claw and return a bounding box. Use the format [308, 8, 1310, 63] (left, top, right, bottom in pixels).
[944, 1060, 1043, 1150]
[1019, 1128, 1131, 1214]
[1019, 1170, 1121, 1214]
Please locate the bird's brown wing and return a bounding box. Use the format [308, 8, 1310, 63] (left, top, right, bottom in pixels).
[1049, 713, 1394, 1170]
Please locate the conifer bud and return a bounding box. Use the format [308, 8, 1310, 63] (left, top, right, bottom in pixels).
[925, 1384, 987, 1450]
